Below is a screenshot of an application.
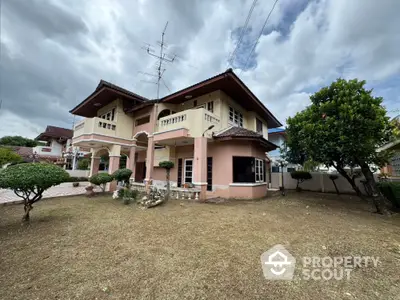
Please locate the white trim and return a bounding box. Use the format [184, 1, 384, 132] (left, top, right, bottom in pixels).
[192, 182, 207, 185]
[74, 138, 134, 147]
[183, 158, 193, 184]
[153, 127, 187, 135]
[133, 131, 150, 139]
[74, 133, 134, 142]
[229, 183, 267, 187]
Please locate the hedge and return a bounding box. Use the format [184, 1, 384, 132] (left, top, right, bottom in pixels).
[377, 182, 400, 209]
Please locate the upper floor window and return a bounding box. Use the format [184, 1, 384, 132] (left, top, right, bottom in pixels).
[229, 106, 243, 127]
[256, 118, 263, 134]
[207, 101, 214, 113]
[135, 115, 150, 126]
[100, 108, 116, 121]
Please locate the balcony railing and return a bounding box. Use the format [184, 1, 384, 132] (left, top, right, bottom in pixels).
[156, 108, 221, 138]
[73, 117, 117, 139]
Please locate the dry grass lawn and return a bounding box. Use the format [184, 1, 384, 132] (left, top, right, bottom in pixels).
[1, 192, 400, 300]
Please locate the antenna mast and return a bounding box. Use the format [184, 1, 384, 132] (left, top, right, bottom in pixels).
[142, 21, 176, 99]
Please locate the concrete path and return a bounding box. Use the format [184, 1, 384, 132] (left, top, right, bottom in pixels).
[0, 182, 105, 205]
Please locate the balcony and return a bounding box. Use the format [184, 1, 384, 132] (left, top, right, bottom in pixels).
[155, 108, 221, 140]
[73, 117, 117, 139]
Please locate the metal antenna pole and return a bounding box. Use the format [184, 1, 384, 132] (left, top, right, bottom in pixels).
[141, 21, 176, 99]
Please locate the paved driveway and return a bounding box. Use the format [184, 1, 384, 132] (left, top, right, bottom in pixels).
[0, 182, 105, 204]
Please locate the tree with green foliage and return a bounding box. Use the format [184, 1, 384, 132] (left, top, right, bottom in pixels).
[77, 158, 90, 170]
[0, 136, 38, 147]
[0, 147, 23, 167]
[290, 171, 312, 191]
[0, 163, 70, 222]
[89, 173, 113, 192]
[112, 168, 132, 187]
[159, 161, 174, 201]
[285, 78, 393, 214]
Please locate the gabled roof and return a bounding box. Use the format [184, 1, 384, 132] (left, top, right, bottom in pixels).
[70, 80, 149, 117]
[214, 127, 278, 151]
[36, 126, 73, 141]
[160, 69, 282, 128]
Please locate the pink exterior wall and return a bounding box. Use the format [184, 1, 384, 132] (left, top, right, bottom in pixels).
[153, 129, 189, 142]
[132, 106, 156, 137]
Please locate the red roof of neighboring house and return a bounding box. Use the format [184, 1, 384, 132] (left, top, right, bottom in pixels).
[36, 126, 73, 141]
[214, 127, 278, 151]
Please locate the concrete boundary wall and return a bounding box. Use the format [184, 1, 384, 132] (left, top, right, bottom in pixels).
[270, 172, 381, 195]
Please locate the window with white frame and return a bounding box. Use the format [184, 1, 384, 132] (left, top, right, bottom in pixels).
[255, 158, 264, 182]
[100, 108, 116, 121]
[232, 157, 265, 183]
[229, 106, 243, 127]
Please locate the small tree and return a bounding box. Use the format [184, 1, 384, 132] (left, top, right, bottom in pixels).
[0, 163, 70, 222]
[112, 168, 132, 187]
[89, 173, 113, 192]
[0, 147, 23, 167]
[290, 171, 312, 191]
[159, 161, 174, 201]
[77, 158, 90, 170]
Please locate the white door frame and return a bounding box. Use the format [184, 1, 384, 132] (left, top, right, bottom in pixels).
[183, 158, 193, 183]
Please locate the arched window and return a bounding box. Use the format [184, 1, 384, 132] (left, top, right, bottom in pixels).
[158, 109, 171, 120]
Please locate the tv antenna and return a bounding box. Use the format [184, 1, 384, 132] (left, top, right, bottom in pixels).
[141, 21, 176, 99]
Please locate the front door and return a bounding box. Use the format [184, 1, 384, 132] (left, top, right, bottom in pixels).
[135, 162, 146, 183]
[184, 159, 193, 184]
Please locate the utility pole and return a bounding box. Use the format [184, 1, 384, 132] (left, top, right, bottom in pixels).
[142, 22, 176, 99]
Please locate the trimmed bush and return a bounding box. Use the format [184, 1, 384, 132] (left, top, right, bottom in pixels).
[66, 176, 89, 182]
[290, 171, 312, 191]
[0, 163, 70, 221]
[77, 158, 90, 170]
[112, 168, 132, 186]
[89, 173, 113, 192]
[377, 182, 400, 209]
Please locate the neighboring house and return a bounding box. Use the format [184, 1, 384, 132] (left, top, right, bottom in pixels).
[267, 128, 298, 173]
[35, 125, 88, 168]
[378, 139, 400, 176]
[70, 69, 281, 199]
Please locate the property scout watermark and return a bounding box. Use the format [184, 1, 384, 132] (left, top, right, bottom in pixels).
[260, 244, 380, 281]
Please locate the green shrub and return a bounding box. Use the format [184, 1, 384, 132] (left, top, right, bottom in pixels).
[0, 163, 70, 221]
[66, 176, 89, 182]
[377, 182, 400, 209]
[77, 158, 90, 170]
[122, 189, 139, 205]
[112, 168, 132, 186]
[117, 188, 125, 199]
[89, 173, 113, 192]
[290, 171, 312, 191]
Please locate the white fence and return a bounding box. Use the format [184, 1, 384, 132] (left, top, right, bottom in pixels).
[270, 172, 382, 194]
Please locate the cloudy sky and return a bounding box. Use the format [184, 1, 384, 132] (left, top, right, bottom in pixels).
[1, 0, 399, 138]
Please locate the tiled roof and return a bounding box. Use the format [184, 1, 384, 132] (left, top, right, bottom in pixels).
[37, 126, 73, 140]
[96, 80, 149, 102]
[215, 127, 263, 138]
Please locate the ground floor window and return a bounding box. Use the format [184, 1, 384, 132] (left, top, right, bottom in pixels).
[271, 166, 280, 173]
[184, 159, 193, 183]
[232, 157, 265, 183]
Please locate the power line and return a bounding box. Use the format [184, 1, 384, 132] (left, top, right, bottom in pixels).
[239, 0, 279, 75]
[141, 22, 176, 99]
[228, 0, 258, 66]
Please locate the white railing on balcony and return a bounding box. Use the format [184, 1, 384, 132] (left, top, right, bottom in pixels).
[156, 108, 221, 138]
[73, 117, 117, 138]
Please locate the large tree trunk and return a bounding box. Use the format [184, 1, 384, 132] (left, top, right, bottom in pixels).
[359, 161, 390, 215]
[22, 203, 32, 222]
[335, 165, 366, 201]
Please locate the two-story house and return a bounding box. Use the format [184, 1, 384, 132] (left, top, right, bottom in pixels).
[70, 69, 282, 199]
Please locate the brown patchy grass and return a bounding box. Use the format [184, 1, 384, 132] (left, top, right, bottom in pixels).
[0, 192, 400, 300]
